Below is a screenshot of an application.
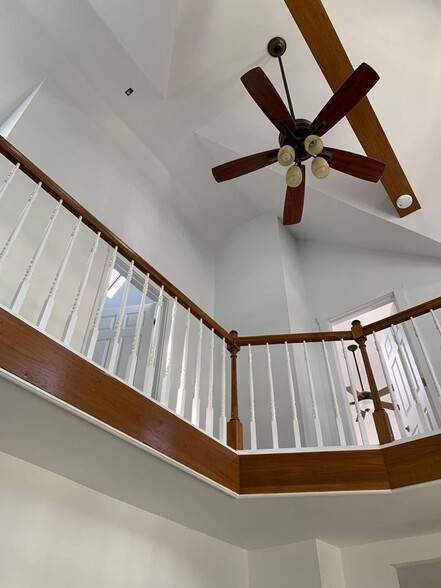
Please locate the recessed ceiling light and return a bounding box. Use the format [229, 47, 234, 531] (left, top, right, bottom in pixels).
[396, 194, 413, 209]
[125, 88, 134, 97]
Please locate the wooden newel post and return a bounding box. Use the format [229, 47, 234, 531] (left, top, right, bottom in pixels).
[227, 330, 243, 450]
[351, 320, 394, 445]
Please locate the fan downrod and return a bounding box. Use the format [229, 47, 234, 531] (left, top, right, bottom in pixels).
[267, 37, 287, 58]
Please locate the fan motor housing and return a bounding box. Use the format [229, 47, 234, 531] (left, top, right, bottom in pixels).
[279, 119, 314, 162]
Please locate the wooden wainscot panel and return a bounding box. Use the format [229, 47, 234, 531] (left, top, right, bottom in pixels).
[0, 309, 239, 493]
[239, 450, 390, 494]
[382, 434, 441, 489]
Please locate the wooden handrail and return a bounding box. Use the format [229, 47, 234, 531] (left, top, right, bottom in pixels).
[0, 137, 232, 345]
[237, 330, 352, 346]
[364, 295, 441, 335]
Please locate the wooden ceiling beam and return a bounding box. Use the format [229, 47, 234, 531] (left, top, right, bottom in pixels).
[284, 0, 421, 217]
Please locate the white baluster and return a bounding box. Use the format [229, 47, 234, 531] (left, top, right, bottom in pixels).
[62, 231, 101, 346]
[191, 319, 203, 427]
[219, 338, 227, 444]
[391, 324, 430, 433]
[0, 163, 20, 203]
[373, 331, 408, 438]
[341, 340, 368, 445]
[284, 342, 301, 448]
[322, 339, 346, 446]
[126, 273, 150, 386]
[430, 310, 441, 342]
[248, 344, 258, 450]
[11, 199, 63, 314]
[159, 297, 177, 407]
[0, 182, 41, 273]
[85, 246, 118, 360]
[205, 329, 215, 436]
[410, 317, 441, 404]
[303, 341, 323, 447]
[176, 308, 191, 417]
[143, 286, 165, 397]
[107, 261, 135, 374]
[37, 215, 82, 331]
[266, 343, 279, 449]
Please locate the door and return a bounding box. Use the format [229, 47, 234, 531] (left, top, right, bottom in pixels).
[93, 302, 156, 391]
[378, 324, 435, 435]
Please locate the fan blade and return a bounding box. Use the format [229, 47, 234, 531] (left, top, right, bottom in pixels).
[283, 165, 305, 225]
[381, 401, 394, 411]
[378, 386, 390, 398]
[325, 147, 385, 182]
[212, 149, 278, 183]
[241, 67, 297, 135]
[310, 63, 379, 136]
[356, 410, 367, 423]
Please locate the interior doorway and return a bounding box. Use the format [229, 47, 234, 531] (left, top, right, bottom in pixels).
[330, 293, 435, 444]
[89, 258, 167, 397]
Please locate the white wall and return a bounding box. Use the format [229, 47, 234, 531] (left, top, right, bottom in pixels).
[342, 532, 441, 588]
[248, 539, 323, 588]
[298, 240, 441, 325]
[6, 77, 215, 315]
[248, 532, 441, 588]
[0, 451, 248, 588]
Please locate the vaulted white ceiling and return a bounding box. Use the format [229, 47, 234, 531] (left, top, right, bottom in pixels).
[2, 0, 441, 255]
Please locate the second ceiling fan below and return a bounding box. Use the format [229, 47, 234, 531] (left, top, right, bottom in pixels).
[212, 37, 386, 226]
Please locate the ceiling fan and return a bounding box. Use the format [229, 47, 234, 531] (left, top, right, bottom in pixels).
[346, 387, 394, 421]
[212, 37, 386, 225]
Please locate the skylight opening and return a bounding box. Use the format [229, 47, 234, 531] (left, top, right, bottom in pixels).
[107, 269, 126, 299]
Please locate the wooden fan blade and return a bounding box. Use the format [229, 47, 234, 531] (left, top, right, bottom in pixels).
[378, 386, 390, 398]
[356, 410, 367, 423]
[283, 165, 305, 225]
[325, 147, 385, 182]
[241, 67, 297, 135]
[284, 0, 421, 217]
[381, 401, 394, 411]
[310, 63, 379, 136]
[212, 149, 278, 183]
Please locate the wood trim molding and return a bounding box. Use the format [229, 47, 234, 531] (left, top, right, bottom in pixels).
[0, 309, 239, 493]
[364, 295, 441, 335]
[284, 0, 421, 218]
[239, 450, 390, 493]
[2, 308, 441, 495]
[0, 137, 232, 345]
[237, 330, 352, 347]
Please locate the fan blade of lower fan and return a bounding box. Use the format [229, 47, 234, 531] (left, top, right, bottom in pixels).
[381, 401, 394, 411]
[325, 147, 385, 182]
[356, 410, 367, 423]
[378, 386, 390, 398]
[212, 149, 278, 182]
[241, 67, 297, 136]
[310, 63, 379, 136]
[283, 165, 305, 225]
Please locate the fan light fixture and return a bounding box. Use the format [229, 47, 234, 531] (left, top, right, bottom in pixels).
[359, 397, 375, 412]
[396, 194, 413, 209]
[305, 135, 324, 156]
[211, 37, 386, 226]
[311, 156, 330, 179]
[286, 165, 303, 188]
[278, 145, 296, 166]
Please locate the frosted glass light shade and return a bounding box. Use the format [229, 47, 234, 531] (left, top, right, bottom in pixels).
[278, 145, 296, 166]
[286, 165, 303, 188]
[359, 398, 374, 412]
[304, 135, 323, 156]
[396, 194, 413, 209]
[311, 156, 330, 179]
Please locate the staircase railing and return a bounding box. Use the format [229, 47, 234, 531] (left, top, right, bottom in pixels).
[1, 136, 441, 453]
